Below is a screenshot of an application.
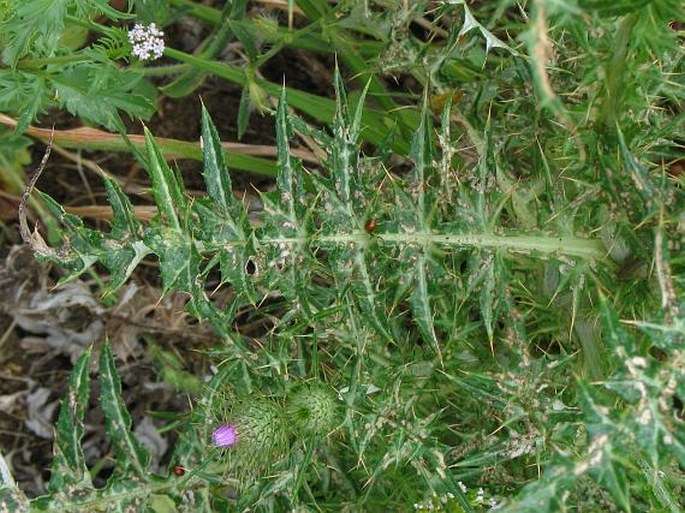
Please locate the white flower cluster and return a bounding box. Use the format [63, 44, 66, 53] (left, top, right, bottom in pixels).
[127, 23, 165, 61]
[413, 485, 500, 511]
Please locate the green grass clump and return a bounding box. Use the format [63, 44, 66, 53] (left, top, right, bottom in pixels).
[1, 0, 683, 511]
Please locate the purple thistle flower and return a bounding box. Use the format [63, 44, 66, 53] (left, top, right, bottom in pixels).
[212, 424, 237, 447]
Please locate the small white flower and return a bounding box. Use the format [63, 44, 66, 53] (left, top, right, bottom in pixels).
[128, 22, 165, 61]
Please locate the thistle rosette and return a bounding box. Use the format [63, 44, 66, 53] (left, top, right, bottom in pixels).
[286, 381, 341, 438]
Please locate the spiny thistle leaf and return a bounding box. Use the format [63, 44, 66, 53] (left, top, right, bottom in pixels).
[254, 87, 318, 315]
[200, 103, 234, 214]
[37, 192, 99, 278]
[105, 177, 143, 240]
[330, 66, 356, 204]
[407, 103, 442, 355]
[0, 452, 28, 513]
[98, 342, 150, 479]
[144, 126, 187, 233]
[26, 72, 608, 358]
[0, 488, 29, 513]
[101, 178, 150, 294]
[196, 109, 253, 306]
[456, 2, 518, 56]
[48, 347, 93, 493]
[274, 87, 300, 212]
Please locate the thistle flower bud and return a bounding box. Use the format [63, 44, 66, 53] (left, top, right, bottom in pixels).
[211, 398, 289, 480]
[287, 381, 340, 437]
[231, 398, 288, 458]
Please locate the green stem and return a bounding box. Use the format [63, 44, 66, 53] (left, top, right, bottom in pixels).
[16, 53, 92, 69]
[596, 13, 639, 136]
[183, 214, 606, 259]
[245, 231, 606, 261]
[167, 0, 383, 57]
[168, 0, 407, 136]
[138, 63, 192, 76]
[167, 0, 224, 24]
[164, 47, 246, 84]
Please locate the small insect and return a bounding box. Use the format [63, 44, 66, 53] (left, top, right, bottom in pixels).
[173, 465, 186, 476]
[364, 219, 377, 233]
[430, 90, 464, 114]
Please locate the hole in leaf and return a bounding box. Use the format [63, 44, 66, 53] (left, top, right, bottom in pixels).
[233, 296, 285, 337]
[203, 261, 223, 292]
[531, 336, 564, 357]
[245, 258, 257, 276]
[458, 259, 468, 274]
[673, 395, 684, 421]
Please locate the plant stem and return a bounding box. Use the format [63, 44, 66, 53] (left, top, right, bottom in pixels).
[16, 53, 94, 70]
[255, 231, 607, 261]
[596, 13, 639, 137]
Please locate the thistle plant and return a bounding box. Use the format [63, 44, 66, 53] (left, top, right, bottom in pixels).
[1, 0, 684, 512]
